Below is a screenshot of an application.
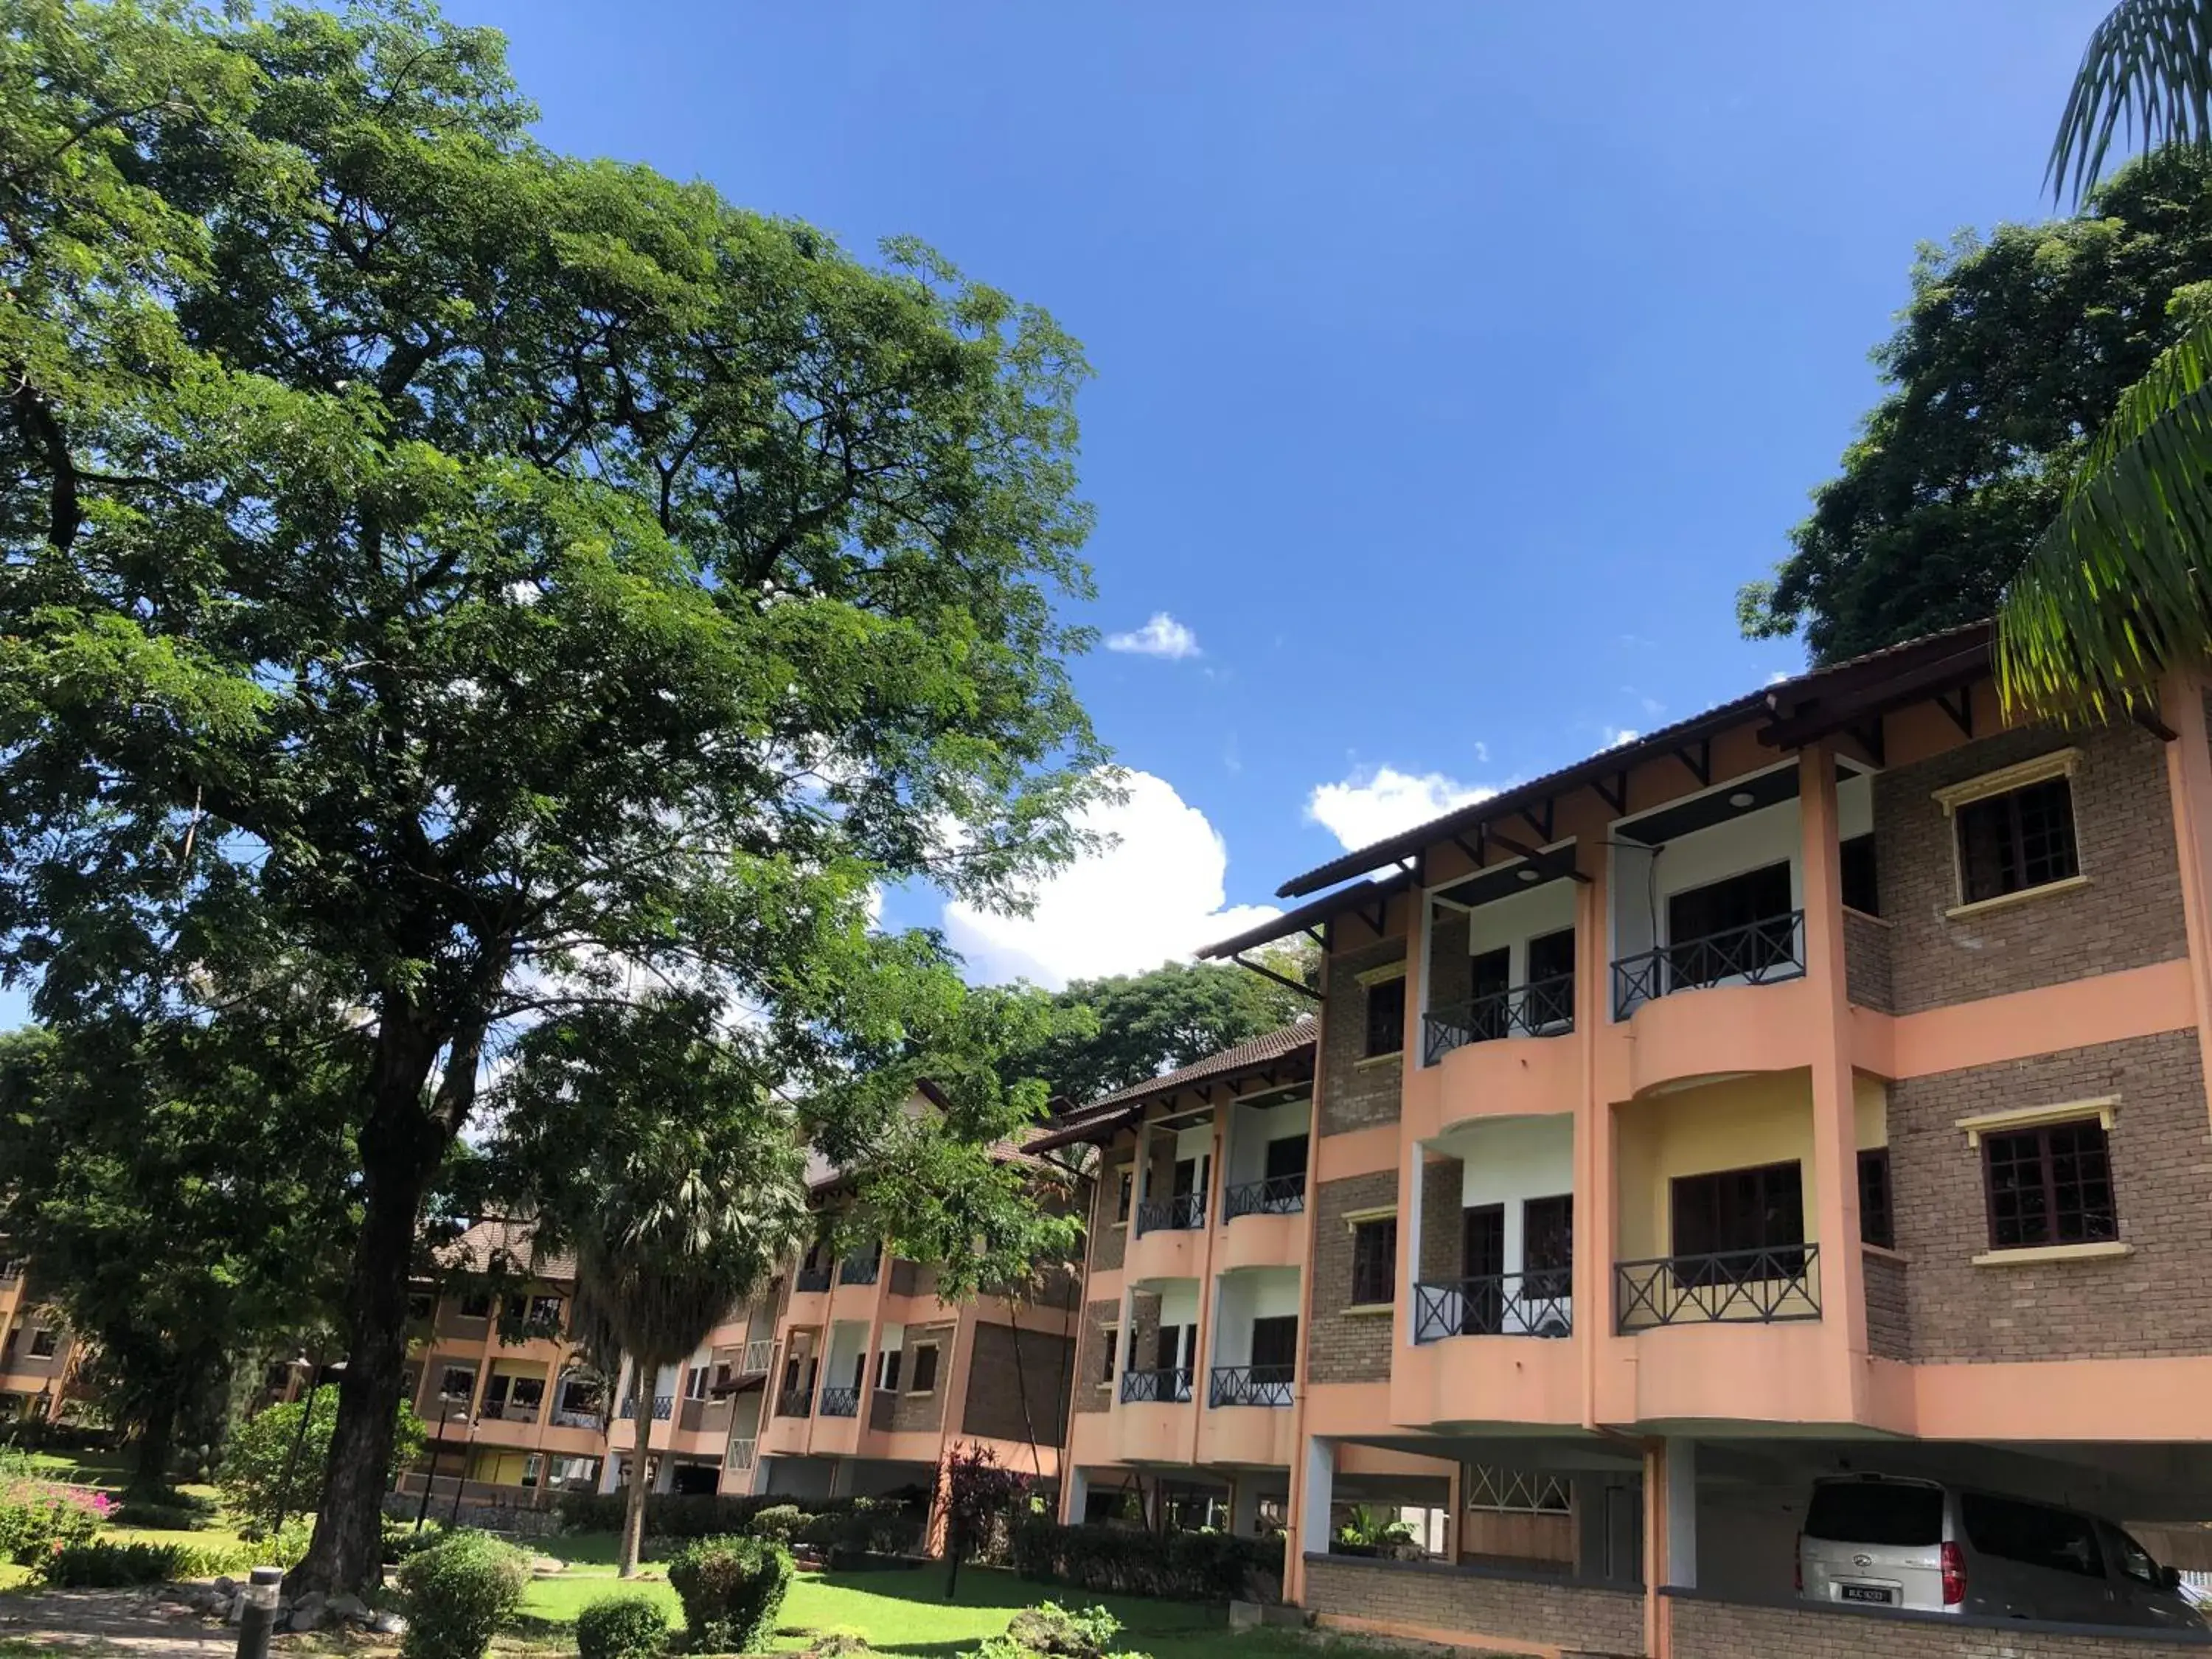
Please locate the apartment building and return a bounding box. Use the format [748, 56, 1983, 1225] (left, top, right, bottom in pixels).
[1045, 623, 2212, 1658]
[0, 1253, 81, 1423]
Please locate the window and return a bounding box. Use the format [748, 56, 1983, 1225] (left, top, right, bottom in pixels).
[908, 1343, 939, 1394]
[1523, 1194, 1573, 1298]
[509, 1376, 544, 1411]
[2114, 1527, 2166, 1587]
[1525, 928, 1576, 1025]
[1961, 1492, 2104, 1579]
[406, 1291, 434, 1323]
[527, 1294, 563, 1329]
[27, 1327, 58, 1359]
[1363, 978, 1405, 1058]
[438, 1365, 476, 1402]
[1350, 1217, 1397, 1305]
[1957, 777, 2079, 905]
[878, 1349, 902, 1392]
[1248, 1315, 1298, 1385]
[558, 1375, 602, 1415]
[521, 1453, 543, 1489]
[1469, 947, 1511, 1040]
[684, 1366, 709, 1401]
[0, 1259, 22, 1281]
[1263, 1133, 1309, 1182]
[1983, 1119, 2116, 1250]
[1670, 1160, 1804, 1275]
[458, 1290, 493, 1319]
[1840, 833, 1879, 917]
[1858, 1149, 1894, 1251]
[1115, 1169, 1132, 1223]
[1666, 862, 1795, 986]
[1804, 1480, 1944, 1546]
[1096, 1329, 1117, 1386]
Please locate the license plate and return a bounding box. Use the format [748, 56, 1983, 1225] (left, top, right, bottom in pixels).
[1840, 1585, 1896, 1605]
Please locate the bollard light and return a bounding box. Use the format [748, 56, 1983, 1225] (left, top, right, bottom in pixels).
[235, 1565, 282, 1659]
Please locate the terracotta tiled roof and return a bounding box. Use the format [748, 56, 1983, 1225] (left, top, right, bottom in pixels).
[1028, 1021, 1318, 1153]
[437, 1217, 576, 1284]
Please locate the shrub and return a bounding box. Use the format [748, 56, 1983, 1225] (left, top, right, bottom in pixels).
[395, 1531, 531, 1659]
[1004, 1604, 1124, 1659]
[40, 1541, 187, 1587]
[0, 1475, 110, 1565]
[1008, 1520, 1280, 1601]
[664, 1535, 793, 1653]
[383, 1514, 448, 1564]
[576, 1593, 669, 1659]
[111, 1497, 210, 1531]
[219, 1387, 424, 1525]
[746, 1504, 808, 1546]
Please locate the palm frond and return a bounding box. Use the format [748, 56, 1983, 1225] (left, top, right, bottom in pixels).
[1997, 313, 2212, 717]
[2051, 0, 2212, 203]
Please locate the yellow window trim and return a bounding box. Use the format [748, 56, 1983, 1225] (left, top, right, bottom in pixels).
[1971, 1240, 2133, 1268]
[1354, 1050, 1403, 1071]
[1955, 1095, 2118, 1149]
[1339, 1303, 1395, 1318]
[1355, 961, 1408, 987]
[1931, 748, 2081, 815]
[1341, 1206, 1397, 1230]
[1944, 872, 2091, 922]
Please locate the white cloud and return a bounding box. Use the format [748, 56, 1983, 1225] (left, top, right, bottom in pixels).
[944, 771, 1277, 988]
[1602, 727, 1640, 748]
[1305, 765, 1498, 853]
[1105, 612, 1201, 660]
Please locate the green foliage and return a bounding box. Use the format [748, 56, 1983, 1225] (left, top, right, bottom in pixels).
[384, 1514, 449, 1564]
[1008, 959, 1315, 1106]
[1333, 1505, 1416, 1549]
[2049, 0, 2212, 204]
[37, 1534, 277, 1585]
[0, 0, 1101, 1592]
[0, 1464, 111, 1565]
[575, 1593, 669, 1659]
[1003, 1602, 1125, 1659]
[664, 1535, 793, 1653]
[217, 1388, 422, 1525]
[1739, 147, 2212, 663]
[396, 1531, 532, 1659]
[1008, 1520, 1281, 1602]
[747, 1505, 808, 1546]
[110, 1496, 212, 1531]
[800, 1497, 922, 1559]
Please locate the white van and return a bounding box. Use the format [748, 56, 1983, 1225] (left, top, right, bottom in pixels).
[1797, 1474, 2203, 1630]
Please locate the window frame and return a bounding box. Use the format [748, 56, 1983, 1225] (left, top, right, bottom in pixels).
[1669, 1159, 1806, 1281]
[27, 1326, 58, 1359]
[1096, 1326, 1117, 1386]
[1840, 832, 1879, 917]
[438, 1364, 477, 1403]
[1349, 1217, 1398, 1307]
[456, 1290, 494, 1320]
[908, 1343, 940, 1396]
[1980, 1116, 2118, 1253]
[1363, 978, 1406, 1060]
[1858, 1148, 1895, 1251]
[878, 1348, 903, 1393]
[1955, 777, 2080, 907]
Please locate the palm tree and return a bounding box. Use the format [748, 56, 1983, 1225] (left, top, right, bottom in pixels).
[501, 996, 808, 1579]
[1999, 1, 2212, 717]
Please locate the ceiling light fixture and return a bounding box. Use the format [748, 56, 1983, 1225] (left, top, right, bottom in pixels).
[1516, 867, 1541, 883]
[1728, 790, 1756, 809]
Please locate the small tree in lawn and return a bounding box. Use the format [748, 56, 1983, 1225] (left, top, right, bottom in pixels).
[941, 1442, 1029, 1599]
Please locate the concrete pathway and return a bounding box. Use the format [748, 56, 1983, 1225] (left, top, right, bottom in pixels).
[0, 1587, 237, 1657]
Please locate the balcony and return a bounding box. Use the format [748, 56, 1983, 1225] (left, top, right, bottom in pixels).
[1208, 1365, 1293, 1408]
[1613, 1244, 1821, 1332]
[1422, 973, 1576, 1065]
[726, 1436, 756, 1472]
[734, 1339, 773, 1376]
[837, 1255, 880, 1287]
[1135, 1193, 1206, 1235]
[818, 1385, 860, 1418]
[1611, 912, 1805, 1020]
[1411, 1271, 1573, 1344]
[1119, 1366, 1194, 1405]
[617, 1393, 675, 1421]
[774, 1387, 813, 1418]
[550, 1407, 601, 1430]
[1222, 1174, 1305, 1220]
[477, 1399, 544, 1425]
[795, 1264, 834, 1293]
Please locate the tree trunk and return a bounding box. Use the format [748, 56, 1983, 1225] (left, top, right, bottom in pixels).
[130, 1393, 176, 1498]
[293, 1060, 445, 1594]
[619, 1361, 653, 1579]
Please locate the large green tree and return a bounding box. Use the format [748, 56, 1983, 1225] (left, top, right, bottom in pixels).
[1010, 953, 1315, 1107]
[1739, 145, 2212, 664]
[0, 0, 1103, 1591]
[0, 1021, 355, 1495]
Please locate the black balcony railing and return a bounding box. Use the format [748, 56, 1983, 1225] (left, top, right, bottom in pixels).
[818, 1385, 860, 1417]
[1610, 911, 1806, 1018]
[1222, 1174, 1306, 1220]
[795, 1263, 833, 1293]
[1135, 1192, 1206, 1235]
[1422, 973, 1577, 1064]
[838, 1255, 880, 1287]
[774, 1387, 813, 1418]
[1613, 1244, 1821, 1332]
[1411, 1272, 1574, 1343]
[1119, 1366, 1194, 1404]
[616, 1393, 675, 1421]
[1208, 1365, 1294, 1408]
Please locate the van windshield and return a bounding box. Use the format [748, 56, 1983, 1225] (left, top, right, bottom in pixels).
[1805, 1482, 1944, 1545]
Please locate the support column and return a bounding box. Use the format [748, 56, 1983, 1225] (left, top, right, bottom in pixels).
[1799, 743, 1869, 1380]
[1230, 1474, 1260, 1537]
[1297, 1435, 1336, 1573]
[1661, 1438, 1696, 1588]
[2157, 669, 2212, 1135]
[1574, 855, 1613, 1427]
[1061, 1465, 1090, 1528]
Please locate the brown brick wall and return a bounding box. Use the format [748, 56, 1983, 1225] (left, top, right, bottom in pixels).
[959, 1322, 1073, 1447]
[1889, 1030, 2212, 1363]
[1863, 1249, 1910, 1360]
[1843, 908, 1893, 1013]
[1419, 1155, 1463, 1285]
[1429, 911, 1472, 1020]
[1091, 1157, 1127, 1273]
[888, 1321, 957, 1431]
[1875, 722, 2185, 1015]
[1667, 1593, 2208, 1658]
[1307, 1173, 1397, 1385]
[1073, 1298, 1117, 1415]
[1303, 1555, 1644, 1657]
[1128, 1290, 1162, 1379]
[1321, 939, 1407, 1135]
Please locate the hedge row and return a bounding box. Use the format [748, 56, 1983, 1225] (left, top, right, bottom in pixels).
[555, 1486, 928, 1540]
[1008, 1520, 1283, 1601]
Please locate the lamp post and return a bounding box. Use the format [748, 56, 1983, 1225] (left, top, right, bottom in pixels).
[448, 1407, 480, 1527]
[414, 1388, 468, 1533]
[270, 1355, 343, 1542]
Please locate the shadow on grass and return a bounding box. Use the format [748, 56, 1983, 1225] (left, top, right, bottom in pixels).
[806, 1565, 1223, 1632]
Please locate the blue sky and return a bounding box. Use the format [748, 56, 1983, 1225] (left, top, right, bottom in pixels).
[0, 1, 2121, 1024]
